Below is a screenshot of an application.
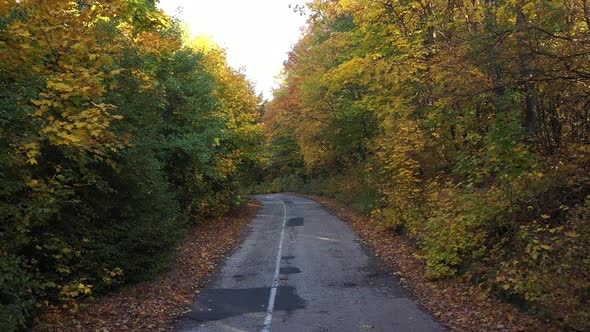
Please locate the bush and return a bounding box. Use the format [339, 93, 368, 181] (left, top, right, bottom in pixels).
[493, 196, 590, 330]
[0, 256, 35, 332]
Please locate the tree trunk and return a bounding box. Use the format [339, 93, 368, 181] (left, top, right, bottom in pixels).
[583, 0, 590, 30]
[516, 11, 538, 136]
[484, 0, 506, 112]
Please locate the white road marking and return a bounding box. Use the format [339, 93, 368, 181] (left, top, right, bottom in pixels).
[313, 236, 340, 242]
[261, 200, 288, 332]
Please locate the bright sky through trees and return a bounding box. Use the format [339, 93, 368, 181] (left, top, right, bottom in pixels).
[158, 0, 309, 99]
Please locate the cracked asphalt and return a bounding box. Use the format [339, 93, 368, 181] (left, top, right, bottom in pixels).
[174, 193, 444, 332]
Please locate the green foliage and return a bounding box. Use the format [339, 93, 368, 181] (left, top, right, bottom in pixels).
[260, 0, 590, 329]
[0, 1, 261, 330]
[0, 257, 35, 332]
[492, 196, 590, 329]
[420, 185, 509, 278]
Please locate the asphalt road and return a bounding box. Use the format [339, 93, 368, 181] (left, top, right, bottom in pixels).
[174, 193, 444, 332]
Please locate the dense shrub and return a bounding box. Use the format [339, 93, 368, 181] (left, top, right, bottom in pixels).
[0, 257, 35, 332]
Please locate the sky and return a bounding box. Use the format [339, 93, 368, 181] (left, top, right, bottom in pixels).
[158, 0, 310, 99]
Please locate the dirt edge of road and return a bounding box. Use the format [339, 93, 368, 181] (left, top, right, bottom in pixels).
[34, 200, 261, 332]
[295, 193, 552, 332]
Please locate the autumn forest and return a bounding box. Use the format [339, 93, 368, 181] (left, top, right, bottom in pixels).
[1, 0, 589, 331]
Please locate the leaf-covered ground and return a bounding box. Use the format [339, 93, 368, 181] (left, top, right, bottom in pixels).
[298, 194, 555, 332]
[34, 200, 261, 332]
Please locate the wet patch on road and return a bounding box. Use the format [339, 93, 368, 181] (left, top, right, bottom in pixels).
[185, 286, 306, 322]
[279, 266, 301, 274]
[287, 217, 304, 226]
[231, 272, 257, 280]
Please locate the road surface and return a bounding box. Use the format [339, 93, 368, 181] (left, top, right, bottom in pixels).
[174, 193, 444, 332]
